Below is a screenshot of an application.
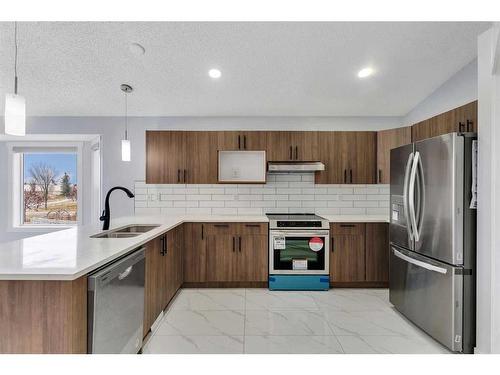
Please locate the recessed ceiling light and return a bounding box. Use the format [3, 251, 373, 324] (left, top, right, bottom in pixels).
[357, 67, 374, 78]
[129, 43, 146, 56]
[208, 68, 222, 79]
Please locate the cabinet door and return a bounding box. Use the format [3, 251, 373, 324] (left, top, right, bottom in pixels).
[316, 132, 345, 184]
[412, 119, 434, 142]
[240, 132, 268, 151]
[266, 131, 294, 161]
[146, 131, 186, 184]
[290, 131, 318, 161]
[377, 126, 412, 184]
[143, 236, 165, 336]
[365, 223, 390, 282]
[330, 234, 365, 282]
[173, 224, 184, 291]
[185, 131, 218, 184]
[238, 234, 268, 282]
[454, 101, 478, 132]
[206, 235, 238, 282]
[348, 132, 376, 184]
[183, 223, 206, 283]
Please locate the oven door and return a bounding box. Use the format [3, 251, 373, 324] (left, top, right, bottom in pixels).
[269, 230, 329, 274]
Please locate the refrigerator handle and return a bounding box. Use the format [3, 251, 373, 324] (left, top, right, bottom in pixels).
[415, 153, 425, 241]
[408, 151, 420, 242]
[392, 247, 447, 274]
[403, 152, 414, 241]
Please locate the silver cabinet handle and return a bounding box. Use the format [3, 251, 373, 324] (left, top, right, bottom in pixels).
[393, 247, 447, 274]
[403, 152, 414, 241]
[118, 266, 133, 280]
[409, 152, 420, 241]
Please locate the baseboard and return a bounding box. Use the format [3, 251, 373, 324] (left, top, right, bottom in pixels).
[182, 281, 268, 288]
[330, 281, 389, 288]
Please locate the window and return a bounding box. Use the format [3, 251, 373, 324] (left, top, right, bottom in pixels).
[8, 142, 84, 229]
[22, 152, 78, 225]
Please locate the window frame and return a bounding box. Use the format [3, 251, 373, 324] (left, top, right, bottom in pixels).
[7, 141, 84, 231]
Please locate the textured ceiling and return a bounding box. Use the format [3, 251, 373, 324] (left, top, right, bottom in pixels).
[0, 22, 490, 117]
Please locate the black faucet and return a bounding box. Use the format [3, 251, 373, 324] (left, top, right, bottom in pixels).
[100, 186, 135, 230]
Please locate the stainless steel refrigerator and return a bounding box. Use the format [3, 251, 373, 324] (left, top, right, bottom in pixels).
[389, 132, 476, 353]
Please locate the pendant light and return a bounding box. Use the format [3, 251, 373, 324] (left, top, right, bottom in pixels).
[4, 22, 26, 136]
[120, 84, 133, 161]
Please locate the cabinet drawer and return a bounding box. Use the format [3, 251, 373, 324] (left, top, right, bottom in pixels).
[330, 223, 366, 235]
[204, 223, 238, 235]
[237, 223, 268, 235]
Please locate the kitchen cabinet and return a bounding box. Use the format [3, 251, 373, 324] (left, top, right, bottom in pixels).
[146, 131, 218, 184]
[183, 223, 207, 283]
[411, 101, 478, 142]
[365, 223, 390, 282]
[216, 131, 267, 151]
[0, 277, 87, 354]
[266, 131, 318, 161]
[144, 225, 184, 337]
[316, 132, 376, 184]
[330, 223, 366, 282]
[143, 234, 167, 336]
[146, 131, 186, 184]
[376, 126, 412, 184]
[204, 223, 268, 284]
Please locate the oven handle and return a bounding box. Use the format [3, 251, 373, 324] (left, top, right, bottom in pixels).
[270, 231, 330, 237]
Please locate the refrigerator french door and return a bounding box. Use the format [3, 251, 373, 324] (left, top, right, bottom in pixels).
[389, 132, 476, 353]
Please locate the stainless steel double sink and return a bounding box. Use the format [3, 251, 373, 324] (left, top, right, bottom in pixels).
[91, 224, 160, 238]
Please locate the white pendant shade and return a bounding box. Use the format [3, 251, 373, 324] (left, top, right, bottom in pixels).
[121, 139, 131, 161]
[4, 93, 26, 136]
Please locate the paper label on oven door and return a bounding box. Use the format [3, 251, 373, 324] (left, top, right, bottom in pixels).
[293, 259, 308, 270]
[392, 210, 399, 221]
[274, 237, 286, 250]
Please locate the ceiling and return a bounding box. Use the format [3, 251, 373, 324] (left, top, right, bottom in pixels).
[0, 22, 490, 117]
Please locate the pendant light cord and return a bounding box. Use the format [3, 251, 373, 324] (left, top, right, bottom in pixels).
[124, 91, 128, 140]
[14, 21, 18, 94]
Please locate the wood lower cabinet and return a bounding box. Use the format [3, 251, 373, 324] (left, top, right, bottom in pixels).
[204, 223, 268, 284]
[143, 234, 167, 337]
[365, 223, 390, 282]
[329, 222, 389, 286]
[330, 223, 366, 282]
[377, 126, 412, 184]
[144, 225, 185, 337]
[183, 223, 207, 282]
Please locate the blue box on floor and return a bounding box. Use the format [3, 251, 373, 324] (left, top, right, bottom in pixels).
[268, 275, 330, 291]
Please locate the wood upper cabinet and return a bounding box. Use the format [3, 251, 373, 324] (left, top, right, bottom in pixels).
[146, 131, 186, 184]
[376, 126, 412, 184]
[184, 131, 218, 184]
[348, 132, 377, 184]
[330, 223, 366, 282]
[317, 132, 376, 184]
[216, 131, 267, 151]
[183, 223, 207, 283]
[412, 101, 478, 142]
[316, 132, 345, 184]
[266, 131, 318, 161]
[365, 223, 390, 282]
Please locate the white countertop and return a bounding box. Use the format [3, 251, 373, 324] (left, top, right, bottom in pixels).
[0, 214, 388, 281]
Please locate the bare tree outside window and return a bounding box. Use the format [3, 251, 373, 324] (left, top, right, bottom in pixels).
[29, 163, 58, 209]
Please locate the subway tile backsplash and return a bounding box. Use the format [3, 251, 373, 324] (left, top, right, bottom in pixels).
[134, 173, 389, 217]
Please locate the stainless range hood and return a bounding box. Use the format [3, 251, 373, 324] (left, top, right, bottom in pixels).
[267, 161, 325, 173]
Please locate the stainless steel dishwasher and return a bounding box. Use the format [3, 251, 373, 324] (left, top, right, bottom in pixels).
[88, 247, 145, 354]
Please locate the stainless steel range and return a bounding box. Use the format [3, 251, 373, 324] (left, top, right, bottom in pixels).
[267, 213, 330, 290]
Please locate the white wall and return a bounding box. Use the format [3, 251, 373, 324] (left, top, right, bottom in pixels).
[0, 116, 401, 243]
[402, 59, 478, 126]
[476, 26, 500, 354]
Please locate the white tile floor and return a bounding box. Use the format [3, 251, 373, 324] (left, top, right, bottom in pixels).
[142, 288, 451, 354]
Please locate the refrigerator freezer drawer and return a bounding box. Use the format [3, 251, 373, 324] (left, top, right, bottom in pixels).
[389, 246, 463, 352]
